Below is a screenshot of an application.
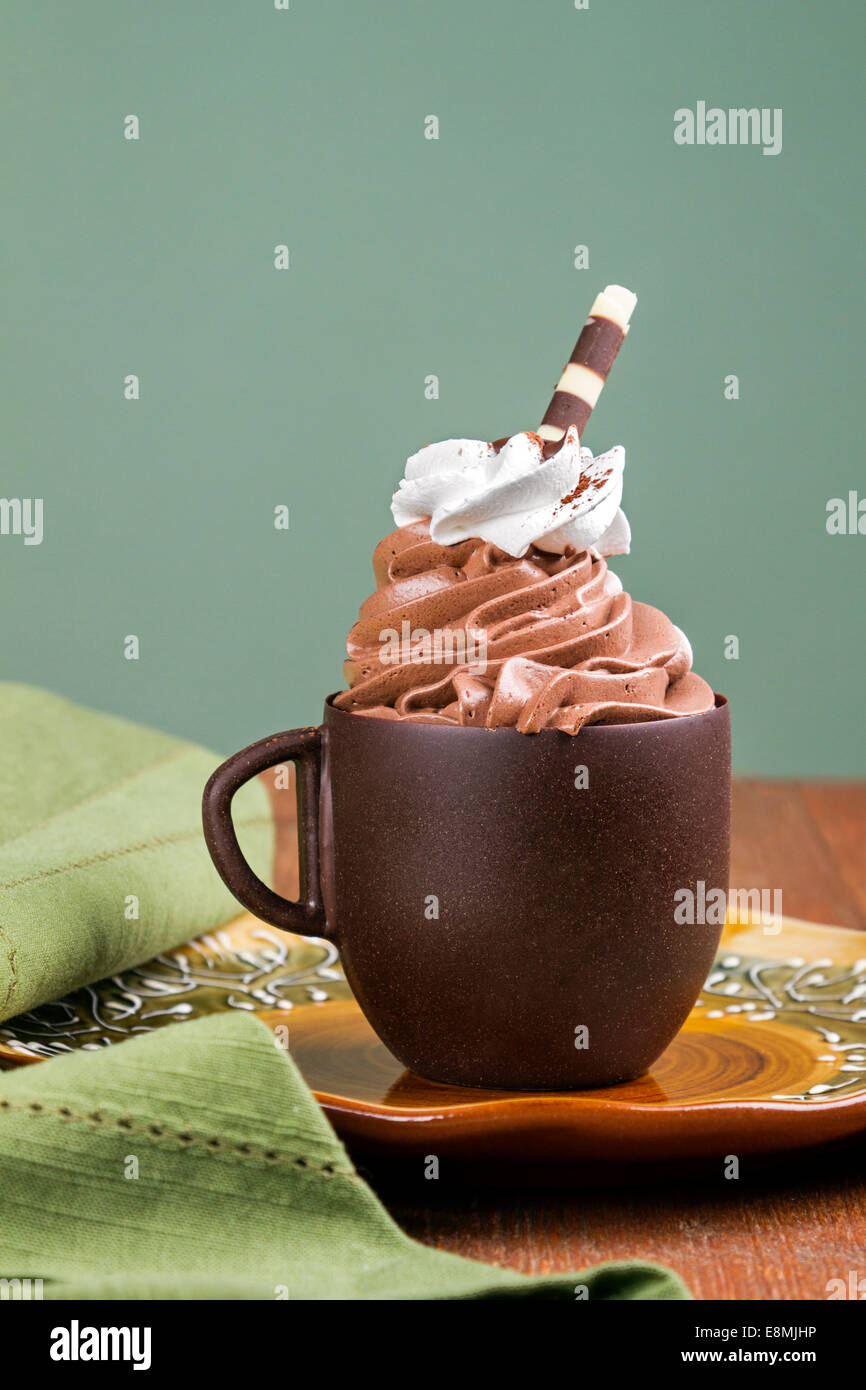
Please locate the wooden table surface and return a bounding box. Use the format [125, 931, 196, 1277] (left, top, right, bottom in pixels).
[270, 776, 866, 1300]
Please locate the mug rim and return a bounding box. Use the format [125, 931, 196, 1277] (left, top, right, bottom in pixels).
[324, 691, 728, 739]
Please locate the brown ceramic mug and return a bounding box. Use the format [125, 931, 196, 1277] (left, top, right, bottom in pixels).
[202, 695, 730, 1090]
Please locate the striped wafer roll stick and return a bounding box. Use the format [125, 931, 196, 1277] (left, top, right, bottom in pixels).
[539, 285, 637, 445]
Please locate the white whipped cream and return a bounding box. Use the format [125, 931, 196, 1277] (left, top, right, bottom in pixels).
[391, 426, 630, 559]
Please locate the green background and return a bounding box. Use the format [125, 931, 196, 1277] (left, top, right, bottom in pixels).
[2, 0, 863, 774]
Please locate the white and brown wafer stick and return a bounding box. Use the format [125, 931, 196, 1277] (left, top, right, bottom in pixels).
[539, 285, 637, 446]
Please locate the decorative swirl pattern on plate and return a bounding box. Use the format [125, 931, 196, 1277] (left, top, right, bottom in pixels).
[697, 949, 866, 1100]
[2, 926, 865, 1113]
[0, 920, 350, 1062]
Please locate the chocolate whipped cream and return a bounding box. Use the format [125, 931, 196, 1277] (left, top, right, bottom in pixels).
[334, 520, 714, 734]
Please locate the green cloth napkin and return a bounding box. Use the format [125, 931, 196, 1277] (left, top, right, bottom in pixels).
[0, 683, 272, 1023]
[0, 1012, 690, 1300]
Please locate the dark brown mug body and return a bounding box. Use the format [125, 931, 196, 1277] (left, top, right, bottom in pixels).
[203, 697, 730, 1090]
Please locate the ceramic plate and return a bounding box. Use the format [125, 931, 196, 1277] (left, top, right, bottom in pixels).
[2, 917, 866, 1166]
[0, 916, 351, 1066]
[274, 918, 866, 1163]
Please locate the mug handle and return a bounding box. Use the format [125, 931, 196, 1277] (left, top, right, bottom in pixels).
[202, 727, 332, 941]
